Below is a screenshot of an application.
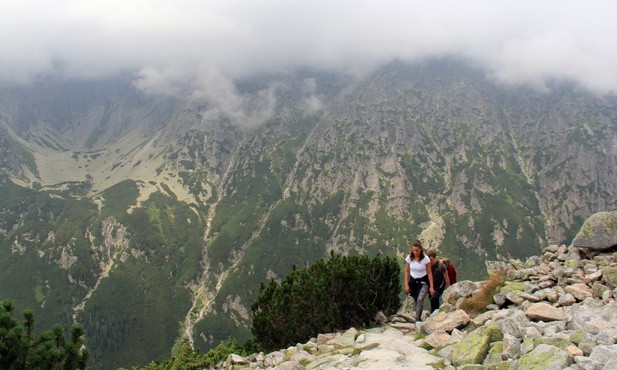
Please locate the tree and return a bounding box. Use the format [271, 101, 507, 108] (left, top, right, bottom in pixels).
[0, 299, 89, 369]
[251, 253, 401, 351]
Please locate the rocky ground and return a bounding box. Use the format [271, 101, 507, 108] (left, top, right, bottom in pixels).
[220, 211, 617, 369]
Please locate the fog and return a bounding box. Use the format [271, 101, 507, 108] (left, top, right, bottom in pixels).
[2, 0, 616, 96]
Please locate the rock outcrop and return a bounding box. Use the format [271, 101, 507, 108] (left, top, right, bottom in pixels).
[572, 211, 617, 253]
[221, 212, 617, 369]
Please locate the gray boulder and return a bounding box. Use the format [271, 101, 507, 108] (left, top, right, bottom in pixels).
[569, 302, 617, 345]
[572, 211, 617, 252]
[517, 344, 569, 370]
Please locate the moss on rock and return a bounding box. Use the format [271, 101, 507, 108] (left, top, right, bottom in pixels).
[451, 331, 491, 366]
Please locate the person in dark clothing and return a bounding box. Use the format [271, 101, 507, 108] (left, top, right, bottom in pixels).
[427, 249, 450, 313]
[442, 257, 457, 284]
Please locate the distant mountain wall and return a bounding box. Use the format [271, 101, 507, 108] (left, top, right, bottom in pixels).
[0, 59, 615, 369]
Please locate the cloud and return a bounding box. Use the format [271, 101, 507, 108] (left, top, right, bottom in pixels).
[2, 0, 617, 95]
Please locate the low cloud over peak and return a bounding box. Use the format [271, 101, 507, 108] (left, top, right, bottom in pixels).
[2, 0, 617, 95]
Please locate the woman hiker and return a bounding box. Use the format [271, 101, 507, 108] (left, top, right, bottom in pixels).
[404, 240, 434, 322]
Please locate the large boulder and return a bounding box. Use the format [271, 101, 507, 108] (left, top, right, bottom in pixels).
[420, 310, 470, 335]
[517, 344, 569, 370]
[572, 211, 617, 252]
[569, 301, 617, 345]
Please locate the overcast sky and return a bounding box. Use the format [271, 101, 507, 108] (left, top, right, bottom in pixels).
[2, 0, 617, 96]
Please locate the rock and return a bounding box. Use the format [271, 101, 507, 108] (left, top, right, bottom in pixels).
[424, 330, 457, 348]
[517, 344, 569, 370]
[565, 344, 583, 358]
[497, 310, 531, 338]
[525, 302, 567, 321]
[443, 281, 478, 305]
[450, 329, 492, 367]
[483, 342, 504, 365]
[588, 344, 617, 368]
[316, 333, 335, 344]
[263, 351, 285, 367]
[276, 361, 305, 370]
[557, 292, 577, 306]
[501, 333, 521, 360]
[602, 266, 617, 289]
[227, 353, 249, 365]
[572, 211, 617, 252]
[565, 283, 593, 301]
[374, 311, 388, 324]
[570, 302, 617, 344]
[420, 309, 470, 335]
[230, 246, 617, 370]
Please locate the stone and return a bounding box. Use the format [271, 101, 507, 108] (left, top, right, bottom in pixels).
[227, 353, 249, 365]
[565, 283, 593, 301]
[570, 302, 617, 344]
[483, 342, 504, 365]
[588, 344, 617, 367]
[584, 270, 603, 284]
[374, 311, 387, 324]
[424, 330, 457, 349]
[557, 292, 577, 306]
[388, 322, 417, 332]
[602, 266, 617, 289]
[276, 361, 305, 370]
[420, 309, 470, 335]
[500, 333, 520, 360]
[451, 330, 491, 367]
[522, 326, 543, 339]
[519, 292, 541, 302]
[263, 351, 285, 367]
[525, 302, 567, 321]
[517, 344, 569, 370]
[572, 211, 617, 252]
[443, 281, 478, 305]
[497, 310, 531, 338]
[485, 360, 518, 369]
[316, 333, 335, 344]
[290, 350, 313, 364]
[327, 327, 358, 347]
[500, 281, 525, 295]
[565, 344, 583, 358]
[397, 312, 416, 323]
[505, 291, 525, 305]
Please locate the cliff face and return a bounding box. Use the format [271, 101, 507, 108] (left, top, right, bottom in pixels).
[0, 60, 615, 368]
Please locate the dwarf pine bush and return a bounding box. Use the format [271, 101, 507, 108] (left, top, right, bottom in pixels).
[251, 252, 401, 351]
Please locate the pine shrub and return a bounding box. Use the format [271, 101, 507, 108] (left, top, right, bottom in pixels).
[0, 299, 89, 369]
[251, 253, 401, 351]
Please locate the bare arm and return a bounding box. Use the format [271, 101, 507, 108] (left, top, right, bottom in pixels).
[405, 262, 410, 294]
[426, 263, 435, 295]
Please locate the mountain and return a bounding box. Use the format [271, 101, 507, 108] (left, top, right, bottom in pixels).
[0, 59, 615, 369]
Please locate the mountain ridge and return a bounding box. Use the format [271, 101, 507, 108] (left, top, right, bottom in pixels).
[0, 59, 615, 368]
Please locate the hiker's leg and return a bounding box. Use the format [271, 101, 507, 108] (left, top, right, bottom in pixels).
[415, 283, 428, 321]
[430, 287, 443, 312]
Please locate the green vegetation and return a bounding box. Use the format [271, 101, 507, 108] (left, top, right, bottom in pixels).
[251, 253, 401, 351]
[0, 299, 89, 369]
[130, 339, 258, 370]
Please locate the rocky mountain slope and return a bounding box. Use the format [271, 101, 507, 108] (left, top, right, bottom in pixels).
[219, 211, 617, 369]
[0, 60, 615, 369]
